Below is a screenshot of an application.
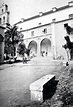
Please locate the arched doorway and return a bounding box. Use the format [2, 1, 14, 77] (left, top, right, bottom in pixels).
[28, 40, 37, 57]
[40, 38, 52, 56]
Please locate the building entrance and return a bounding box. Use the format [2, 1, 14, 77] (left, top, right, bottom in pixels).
[28, 40, 37, 57]
[40, 38, 52, 57]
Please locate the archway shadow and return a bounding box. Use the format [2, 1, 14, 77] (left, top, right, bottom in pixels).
[43, 79, 59, 101]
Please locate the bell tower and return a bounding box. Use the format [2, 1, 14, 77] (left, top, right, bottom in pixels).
[0, 3, 10, 27]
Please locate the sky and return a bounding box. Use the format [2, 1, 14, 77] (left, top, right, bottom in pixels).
[0, 0, 71, 25]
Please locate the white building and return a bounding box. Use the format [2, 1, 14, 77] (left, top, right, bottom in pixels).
[16, 1, 73, 60]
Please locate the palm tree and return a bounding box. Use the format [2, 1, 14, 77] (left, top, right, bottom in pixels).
[4, 23, 24, 60]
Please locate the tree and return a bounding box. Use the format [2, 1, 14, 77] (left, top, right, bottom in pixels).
[17, 42, 31, 63]
[63, 36, 73, 66]
[64, 23, 72, 35]
[63, 23, 73, 65]
[4, 23, 24, 59]
[17, 42, 26, 56]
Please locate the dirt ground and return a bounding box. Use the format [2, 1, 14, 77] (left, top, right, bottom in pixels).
[0, 57, 72, 107]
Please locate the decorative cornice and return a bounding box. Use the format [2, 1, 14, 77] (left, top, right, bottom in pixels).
[15, 4, 72, 25]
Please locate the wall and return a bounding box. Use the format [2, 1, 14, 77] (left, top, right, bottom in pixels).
[23, 24, 51, 39]
[0, 26, 5, 63]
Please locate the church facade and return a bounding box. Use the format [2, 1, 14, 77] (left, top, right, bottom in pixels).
[16, 1, 73, 60]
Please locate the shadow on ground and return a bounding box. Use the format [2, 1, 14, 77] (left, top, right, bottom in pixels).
[43, 79, 59, 101]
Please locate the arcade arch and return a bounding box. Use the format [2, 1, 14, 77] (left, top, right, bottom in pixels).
[40, 38, 52, 56]
[28, 40, 37, 56]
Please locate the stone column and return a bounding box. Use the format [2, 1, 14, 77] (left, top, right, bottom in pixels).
[51, 21, 57, 59]
[15, 44, 18, 57]
[37, 38, 40, 56]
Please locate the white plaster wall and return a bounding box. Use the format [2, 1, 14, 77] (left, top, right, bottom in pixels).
[55, 22, 65, 58]
[22, 24, 51, 39]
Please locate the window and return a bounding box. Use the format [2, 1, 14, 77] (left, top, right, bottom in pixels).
[0, 18, 2, 24]
[31, 31, 34, 36]
[42, 28, 47, 34]
[3, 16, 5, 24]
[69, 14, 73, 19]
[2, 9, 3, 13]
[64, 23, 68, 28]
[52, 18, 56, 22]
[39, 22, 42, 25]
[5, 5, 8, 11]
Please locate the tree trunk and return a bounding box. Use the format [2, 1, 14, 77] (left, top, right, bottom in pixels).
[23, 53, 27, 64]
[23, 55, 24, 64]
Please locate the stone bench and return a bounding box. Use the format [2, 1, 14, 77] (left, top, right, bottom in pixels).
[29, 74, 55, 102]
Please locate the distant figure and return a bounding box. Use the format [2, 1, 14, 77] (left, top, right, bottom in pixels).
[41, 51, 44, 57]
[23, 57, 27, 64]
[46, 52, 47, 56]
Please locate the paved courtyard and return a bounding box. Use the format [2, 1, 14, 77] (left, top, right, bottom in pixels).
[0, 57, 64, 107]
